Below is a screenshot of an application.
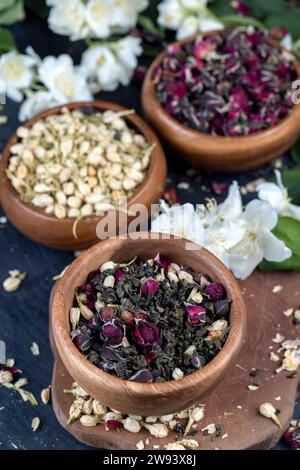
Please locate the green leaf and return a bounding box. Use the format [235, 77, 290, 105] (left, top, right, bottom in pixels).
[279, 169, 300, 205]
[0, 0, 24, 25]
[142, 0, 161, 22]
[260, 216, 300, 272]
[265, 10, 300, 40]
[211, 0, 234, 17]
[0, 26, 16, 53]
[24, 0, 49, 18]
[220, 14, 266, 30]
[247, 0, 286, 17]
[291, 140, 300, 165]
[137, 15, 164, 37]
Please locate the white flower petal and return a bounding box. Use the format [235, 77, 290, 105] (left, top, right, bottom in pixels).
[158, 0, 184, 29]
[228, 250, 263, 280]
[261, 230, 292, 262]
[48, 0, 88, 41]
[176, 16, 199, 40]
[18, 91, 57, 121]
[257, 181, 285, 211]
[243, 199, 278, 231]
[282, 203, 300, 221]
[198, 13, 224, 33]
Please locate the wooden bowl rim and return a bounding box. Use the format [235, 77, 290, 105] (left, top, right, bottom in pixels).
[51, 233, 247, 397]
[0, 101, 165, 224]
[143, 29, 300, 143]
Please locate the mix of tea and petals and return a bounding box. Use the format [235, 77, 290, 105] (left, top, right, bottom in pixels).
[70, 255, 230, 382]
[155, 27, 297, 136]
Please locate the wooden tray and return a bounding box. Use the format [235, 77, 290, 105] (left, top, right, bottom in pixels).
[50, 271, 300, 450]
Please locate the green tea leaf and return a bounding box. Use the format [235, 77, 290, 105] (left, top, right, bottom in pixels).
[260, 216, 300, 272]
[220, 14, 266, 30]
[265, 10, 300, 40]
[0, 0, 24, 25]
[0, 26, 16, 53]
[291, 140, 300, 165]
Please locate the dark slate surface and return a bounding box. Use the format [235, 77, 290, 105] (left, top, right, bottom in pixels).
[0, 12, 298, 450]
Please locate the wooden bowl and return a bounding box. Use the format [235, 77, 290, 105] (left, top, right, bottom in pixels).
[142, 31, 300, 172]
[0, 102, 167, 250]
[51, 233, 246, 416]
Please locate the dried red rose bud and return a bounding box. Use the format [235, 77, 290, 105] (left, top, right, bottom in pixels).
[140, 278, 159, 296]
[134, 312, 149, 321]
[284, 421, 300, 449]
[102, 321, 124, 347]
[134, 322, 162, 349]
[144, 351, 156, 362]
[204, 283, 225, 302]
[154, 253, 170, 271]
[100, 307, 115, 322]
[231, 0, 251, 16]
[115, 269, 125, 282]
[211, 181, 229, 196]
[186, 306, 206, 326]
[105, 420, 121, 431]
[120, 310, 134, 326]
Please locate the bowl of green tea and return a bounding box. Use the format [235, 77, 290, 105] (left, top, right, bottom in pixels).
[51, 234, 246, 416]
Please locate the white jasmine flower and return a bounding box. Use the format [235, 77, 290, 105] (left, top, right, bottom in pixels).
[228, 200, 292, 279]
[116, 37, 143, 72]
[257, 170, 300, 221]
[81, 46, 124, 92]
[204, 181, 243, 226]
[112, 0, 149, 32]
[18, 91, 57, 121]
[85, 0, 114, 39]
[0, 51, 36, 102]
[198, 12, 224, 33]
[81, 37, 142, 92]
[158, 0, 185, 30]
[39, 54, 92, 104]
[48, 0, 88, 41]
[177, 16, 199, 40]
[151, 203, 204, 246]
[204, 220, 245, 267]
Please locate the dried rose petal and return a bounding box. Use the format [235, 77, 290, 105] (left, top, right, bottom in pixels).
[134, 322, 162, 349]
[106, 419, 121, 431]
[211, 181, 229, 196]
[102, 321, 124, 347]
[204, 283, 225, 302]
[129, 369, 153, 383]
[115, 269, 125, 282]
[100, 307, 115, 322]
[186, 306, 206, 325]
[284, 422, 300, 449]
[140, 278, 159, 296]
[144, 351, 156, 362]
[231, 0, 251, 16]
[154, 253, 169, 271]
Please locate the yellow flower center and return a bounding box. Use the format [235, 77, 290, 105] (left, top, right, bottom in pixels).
[53, 72, 74, 99]
[1, 58, 25, 81]
[90, 4, 109, 19]
[97, 54, 106, 66]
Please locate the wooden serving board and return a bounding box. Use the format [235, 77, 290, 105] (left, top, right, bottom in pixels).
[50, 271, 300, 450]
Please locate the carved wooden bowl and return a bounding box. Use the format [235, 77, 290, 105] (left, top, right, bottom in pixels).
[51, 233, 246, 416]
[0, 102, 167, 250]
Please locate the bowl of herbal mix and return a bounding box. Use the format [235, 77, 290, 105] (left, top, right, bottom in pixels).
[142, 26, 300, 172]
[51, 234, 246, 416]
[0, 101, 167, 250]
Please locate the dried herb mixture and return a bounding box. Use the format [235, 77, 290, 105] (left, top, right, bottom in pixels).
[70, 255, 230, 382]
[155, 27, 297, 136]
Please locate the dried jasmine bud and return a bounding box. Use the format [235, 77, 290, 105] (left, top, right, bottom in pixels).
[123, 417, 141, 433]
[259, 403, 282, 428]
[80, 415, 99, 427]
[41, 387, 51, 405]
[144, 423, 169, 438]
[2, 270, 26, 292]
[31, 417, 40, 432]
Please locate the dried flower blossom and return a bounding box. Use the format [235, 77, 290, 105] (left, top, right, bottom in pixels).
[259, 403, 281, 428]
[284, 420, 300, 449]
[155, 27, 297, 137]
[31, 417, 40, 432]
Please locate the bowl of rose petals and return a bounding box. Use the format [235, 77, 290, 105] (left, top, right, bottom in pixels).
[0, 101, 166, 250]
[142, 27, 300, 172]
[51, 233, 246, 416]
